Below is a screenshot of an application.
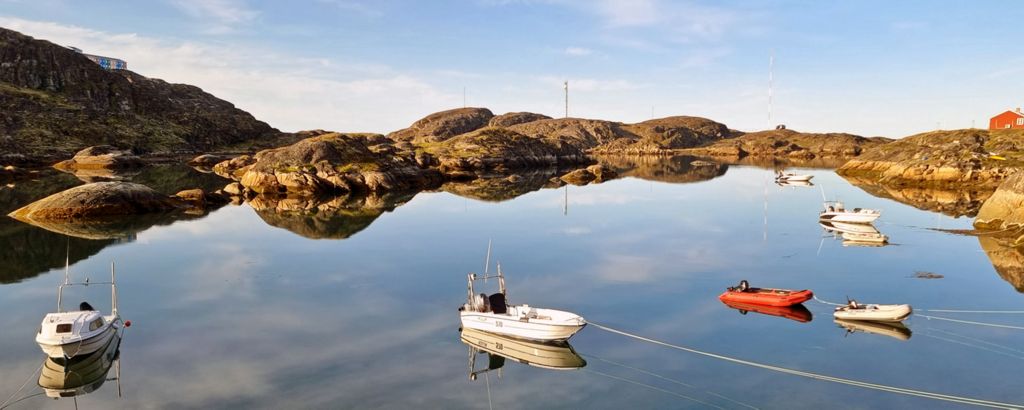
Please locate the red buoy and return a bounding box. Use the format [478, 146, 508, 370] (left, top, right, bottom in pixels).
[125, 320, 132, 327]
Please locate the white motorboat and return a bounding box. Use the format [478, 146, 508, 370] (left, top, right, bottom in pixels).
[36, 262, 123, 359]
[833, 300, 912, 322]
[461, 328, 585, 376]
[458, 248, 585, 342]
[775, 171, 813, 182]
[819, 201, 881, 224]
[776, 179, 814, 187]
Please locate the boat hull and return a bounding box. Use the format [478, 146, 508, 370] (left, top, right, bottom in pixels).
[779, 175, 813, 182]
[720, 300, 813, 323]
[460, 312, 585, 342]
[460, 328, 585, 370]
[39, 331, 120, 398]
[819, 212, 880, 224]
[718, 289, 813, 307]
[833, 304, 912, 322]
[835, 319, 912, 341]
[37, 324, 118, 359]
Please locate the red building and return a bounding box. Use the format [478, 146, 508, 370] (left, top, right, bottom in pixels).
[990, 108, 1024, 129]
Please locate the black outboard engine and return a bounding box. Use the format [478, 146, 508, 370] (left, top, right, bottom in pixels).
[488, 293, 508, 314]
[79, 301, 95, 311]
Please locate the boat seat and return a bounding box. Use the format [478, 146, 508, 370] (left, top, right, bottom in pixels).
[489, 293, 508, 314]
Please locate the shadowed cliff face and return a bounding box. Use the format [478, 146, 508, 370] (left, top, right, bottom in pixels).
[978, 236, 1024, 293]
[0, 27, 278, 164]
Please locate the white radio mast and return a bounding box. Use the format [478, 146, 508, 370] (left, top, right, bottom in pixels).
[564, 80, 569, 118]
[768, 50, 774, 129]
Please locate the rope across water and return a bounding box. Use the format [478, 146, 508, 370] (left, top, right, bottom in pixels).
[589, 321, 1024, 409]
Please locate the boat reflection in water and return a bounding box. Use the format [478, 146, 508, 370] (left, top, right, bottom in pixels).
[38, 329, 121, 399]
[835, 319, 912, 341]
[461, 327, 585, 381]
[820, 221, 889, 247]
[720, 300, 813, 323]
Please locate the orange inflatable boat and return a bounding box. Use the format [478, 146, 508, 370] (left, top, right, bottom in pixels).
[718, 280, 813, 307]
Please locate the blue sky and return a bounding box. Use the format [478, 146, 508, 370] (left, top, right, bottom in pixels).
[2, 0, 1022, 137]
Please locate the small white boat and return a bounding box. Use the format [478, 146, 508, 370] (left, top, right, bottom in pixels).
[833, 300, 912, 322]
[820, 221, 889, 245]
[776, 179, 814, 187]
[458, 247, 585, 342]
[819, 201, 881, 224]
[36, 262, 123, 359]
[775, 171, 813, 182]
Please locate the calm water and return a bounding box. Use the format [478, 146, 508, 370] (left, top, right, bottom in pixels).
[1, 161, 1022, 409]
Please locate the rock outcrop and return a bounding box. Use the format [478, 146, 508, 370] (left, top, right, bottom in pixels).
[0, 27, 278, 164]
[422, 127, 589, 175]
[53, 145, 142, 171]
[596, 155, 728, 184]
[974, 171, 1024, 230]
[979, 236, 1024, 292]
[844, 175, 992, 218]
[559, 164, 617, 185]
[838, 129, 1024, 189]
[387, 107, 494, 143]
[488, 112, 551, 128]
[688, 129, 886, 160]
[8, 182, 179, 220]
[228, 133, 442, 196]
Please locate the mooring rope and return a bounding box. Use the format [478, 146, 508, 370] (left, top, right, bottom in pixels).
[583, 354, 760, 410]
[589, 322, 1024, 409]
[583, 368, 724, 409]
[917, 314, 1024, 331]
[0, 361, 44, 410]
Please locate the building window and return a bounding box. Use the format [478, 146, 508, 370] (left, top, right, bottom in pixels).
[1017, 118, 1024, 126]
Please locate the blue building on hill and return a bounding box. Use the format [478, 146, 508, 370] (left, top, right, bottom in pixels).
[67, 46, 127, 71]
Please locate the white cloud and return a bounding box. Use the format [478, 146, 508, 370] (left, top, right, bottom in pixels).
[564, 46, 593, 56]
[0, 16, 459, 133]
[169, 0, 260, 34]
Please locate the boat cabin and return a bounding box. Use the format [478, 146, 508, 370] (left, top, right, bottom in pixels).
[39, 308, 107, 342]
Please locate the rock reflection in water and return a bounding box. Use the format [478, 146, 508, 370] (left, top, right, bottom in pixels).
[720, 300, 813, 323]
[461, 328, 585, 380]
[835, 319, 912, 341]
[595, 155, 727, 184]
[38, 330, 121, 399]
[441, 169, 565, 202]
[841, 175, 993, 218]
[978, 236, 1024, 293]
[250, 192, 415, 240]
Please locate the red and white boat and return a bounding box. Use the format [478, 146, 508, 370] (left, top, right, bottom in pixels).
[718, 280, 813, 307]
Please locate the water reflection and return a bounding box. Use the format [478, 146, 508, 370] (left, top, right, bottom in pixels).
[720, 300, 813, 323]
[461, 328, 585, 379]
[250, 192, 415, 239]
[978, 235, 1024, 292]
[841, 175, 992, 218]
[596, 155, 727, 184]
[38, 331, 121, 399]
[819, 221, 890, 247]
[835, 319, 912, 341]
[441, 170, 565, 202]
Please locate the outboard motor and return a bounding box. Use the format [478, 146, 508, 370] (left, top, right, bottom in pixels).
[79, 301, 95, 311]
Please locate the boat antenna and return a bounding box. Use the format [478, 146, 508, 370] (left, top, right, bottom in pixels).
[819, 185, 827, 203]
[483, 239, 492, 281]
[64, 238, 71, 286]
[111, 261, 118, 317]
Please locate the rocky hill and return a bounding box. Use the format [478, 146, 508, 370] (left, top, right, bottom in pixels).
[837, 129, 1024, 189]
[0, 27, 279, 165]
[685, 129, 887, 160]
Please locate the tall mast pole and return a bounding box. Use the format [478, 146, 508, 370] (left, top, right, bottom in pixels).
[564, 80, 569, 118]
[768, 50, 774, 129]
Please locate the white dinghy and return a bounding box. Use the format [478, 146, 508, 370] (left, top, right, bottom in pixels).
[819, 200, 881, 224]
[36, 262, 123, 359]
[458, 245, 586, 342]
[833, 299, 912, 322]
